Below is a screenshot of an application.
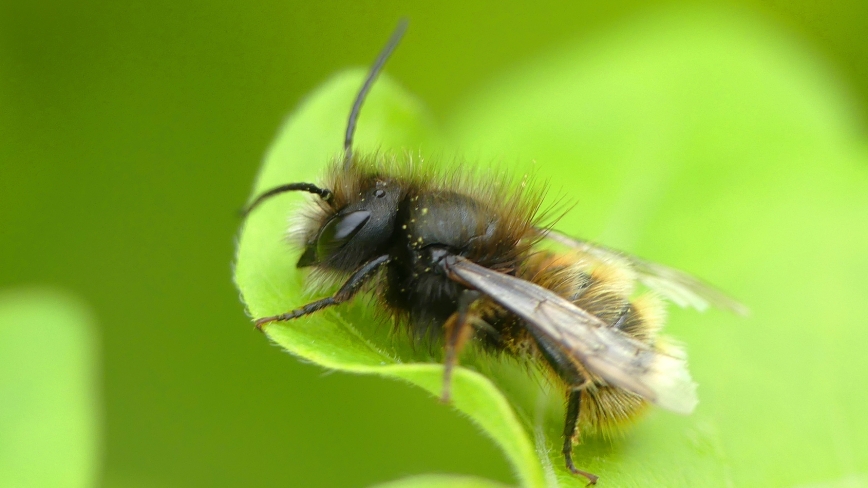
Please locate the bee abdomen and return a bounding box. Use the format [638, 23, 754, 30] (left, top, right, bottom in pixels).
[521, 251, 669, 436]
[579, 385, 648, 437]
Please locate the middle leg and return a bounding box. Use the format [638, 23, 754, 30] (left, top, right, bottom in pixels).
[441, 289, 482, 403]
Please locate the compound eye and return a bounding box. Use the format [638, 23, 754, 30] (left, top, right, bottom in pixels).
[316, 210, 371, 258]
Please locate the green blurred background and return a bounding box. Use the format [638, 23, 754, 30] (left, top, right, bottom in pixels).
[2, 1, 867, 487]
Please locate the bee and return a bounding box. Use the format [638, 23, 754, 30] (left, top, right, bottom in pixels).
[241, 20, 745, 484]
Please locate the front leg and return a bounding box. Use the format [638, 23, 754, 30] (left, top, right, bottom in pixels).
[254, 255, 390, 329]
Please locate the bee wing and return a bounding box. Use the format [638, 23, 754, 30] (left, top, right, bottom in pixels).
[443, 255, 698, 414]
[539, 228, 748, 316]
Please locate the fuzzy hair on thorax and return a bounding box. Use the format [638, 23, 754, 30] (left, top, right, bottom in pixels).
[289, 151, 553, 277]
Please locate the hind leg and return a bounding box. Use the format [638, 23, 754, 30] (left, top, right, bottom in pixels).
[563, 389, 599, 485]
[529, 329, 599, 484]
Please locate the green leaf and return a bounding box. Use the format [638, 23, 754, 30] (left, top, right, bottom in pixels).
[0, 288, 101, 488]
[235, 71, 545, 488]
[451, 7, 868, 488]
[370, 473, 512, 488]
[236, 7, 868, 487]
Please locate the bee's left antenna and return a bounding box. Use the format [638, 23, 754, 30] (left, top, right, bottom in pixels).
[343, 19, 409, 170]
[240, 183, 333, 218]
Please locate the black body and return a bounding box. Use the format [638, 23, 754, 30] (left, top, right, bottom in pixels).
[386, 189, 512, 336]
[297, 175, 521, 341]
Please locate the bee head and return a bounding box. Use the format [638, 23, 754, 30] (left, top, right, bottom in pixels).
[243, 19, 410, 274]
[297, 178, 402, 272]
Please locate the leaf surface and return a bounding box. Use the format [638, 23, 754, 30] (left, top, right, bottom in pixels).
[236, 8, 868, 487]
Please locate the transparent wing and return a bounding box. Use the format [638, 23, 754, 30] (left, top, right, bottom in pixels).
[539, 228, 748, 316]
[443, 255, 698, 414]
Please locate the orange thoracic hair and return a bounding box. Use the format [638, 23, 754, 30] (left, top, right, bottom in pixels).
[293, 152, 550, 273]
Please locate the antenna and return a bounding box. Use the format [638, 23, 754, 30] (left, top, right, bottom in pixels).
[343, 19, 409, 169]
[240, 183, 332, 218]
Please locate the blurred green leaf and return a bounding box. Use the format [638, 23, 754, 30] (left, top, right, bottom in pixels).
[236, 7, 868, 487]
[0, 289, 101, 488]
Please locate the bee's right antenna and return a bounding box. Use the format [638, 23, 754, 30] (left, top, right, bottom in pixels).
[343, 19, 409, 170]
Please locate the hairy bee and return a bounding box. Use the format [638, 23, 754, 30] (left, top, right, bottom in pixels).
[242, 21, 745, 484]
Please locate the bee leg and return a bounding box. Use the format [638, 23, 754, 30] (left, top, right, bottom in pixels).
[253, 255, 390, 330]
[563, 389, 598, 485]
[526, 327, 600, 483]
[610, 303, 631, 330]
[440, 289, 482, 403]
